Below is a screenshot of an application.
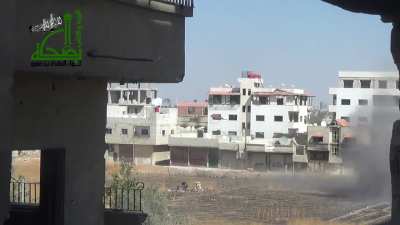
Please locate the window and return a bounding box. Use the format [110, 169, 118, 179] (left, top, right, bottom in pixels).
[254, 83, 260, 88]
[341, 116, 351, 122]
[333, 95, 337, 106]
[360, 80, 371, 88]
[332, 144, 339, 156]
[211, 114, 222, 120]
[274, 116, 283, 122]
[141, 128, 149, 136]
[255, 132, 264, 138]
[188, 107, 195, 114]
[242, 89, 246, 96]
[230, 96, 240, 105]
[379, 80, 388, 89]
[242, 122, 246, 129]
[248, 89, 251, 95]
[212, 130, 221, 135]
[212, 95, 222, 104]
[343, 80, 354, 88]
[341, 99, 351, 105]
[358, 99, 368, 106]
[106, 128, 112, 134]
[121, 129, 128, 135]
[203, 107, 208, 115]
[229, 114, 238, 121]
[310, 136, 323, 144]
[171, 130, 174, 135]
[228, 131, 237, 136]
[242, 106, 246, 112]
[277, 98, 284, 105]
[331, 128, 339, 143]
[260, 97, 269, 105]
[162, 130, 166, 136]
[288, 111, 299, 122]
[247, 105, 251, 112]
[296, 146, 305, 155]
[256, 115, 265, 121]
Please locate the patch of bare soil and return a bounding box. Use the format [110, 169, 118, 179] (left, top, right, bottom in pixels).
[134, 166, 382, 225]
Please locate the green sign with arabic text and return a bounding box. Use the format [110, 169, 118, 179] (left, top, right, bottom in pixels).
[31, 9, 82, 66]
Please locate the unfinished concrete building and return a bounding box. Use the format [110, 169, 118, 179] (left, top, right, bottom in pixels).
[306, 122, 353, 172]
[1, 1, 193, 225]
[106, 83, 177, 165]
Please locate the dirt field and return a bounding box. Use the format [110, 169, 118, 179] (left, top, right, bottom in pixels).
[13, 159, 386, 225]
[129, 165, 385, 225]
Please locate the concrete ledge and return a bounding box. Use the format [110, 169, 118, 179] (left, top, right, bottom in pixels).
[104, 210, 148, 225]
[114, 0, 193, 17]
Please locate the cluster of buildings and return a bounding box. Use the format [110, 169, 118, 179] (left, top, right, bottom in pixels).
[106, 70, 400, 172]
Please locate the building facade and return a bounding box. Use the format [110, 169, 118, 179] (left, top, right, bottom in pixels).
[208, 71, 313, 139]
[169, 71, 314, 171]
[329, 71, 400, 127]
[176, 101, 208, 130]
[106, 83, 177, 165]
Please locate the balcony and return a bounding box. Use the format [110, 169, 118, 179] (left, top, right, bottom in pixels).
[8, 182, 147, 225]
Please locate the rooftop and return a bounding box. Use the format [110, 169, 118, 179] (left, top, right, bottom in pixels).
[177, 101, 208, 107]
[339, 71, 399, 79]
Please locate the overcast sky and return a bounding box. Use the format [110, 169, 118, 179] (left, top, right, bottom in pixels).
[157, 0, 397, 104]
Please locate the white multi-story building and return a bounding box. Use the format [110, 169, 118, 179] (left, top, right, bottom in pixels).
[208, 71, 313, 139]
[329, 71, 400, 127]
[105, 83, 177, 165]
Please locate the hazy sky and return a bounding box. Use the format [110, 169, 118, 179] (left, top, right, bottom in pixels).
[157, 0, 397, 104]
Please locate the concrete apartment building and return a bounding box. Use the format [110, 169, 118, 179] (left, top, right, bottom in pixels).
[306, 123, 352, 172]
[329, 71, 400, 127]
[176, 101, 208, 130]
[106, 83, 177, 165]
[170, 71, 314, 171]
[1, 1, 193, 225]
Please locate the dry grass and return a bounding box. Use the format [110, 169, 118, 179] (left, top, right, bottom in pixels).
[288, 218, 354, 225]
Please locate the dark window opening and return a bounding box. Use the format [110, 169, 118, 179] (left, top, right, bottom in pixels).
[256, 115, 265, 121]
[255, 132, 264, 138]
[229, 114, 238, 121]
[379, 80, 388, 89]
[341, 99, 351, 105]
[343, 80, 354, 88]
[277, 98, 284, 105]
[274, 116, 283, 122]
[121, 129, 128, 135]
[360, 80, 371, 88]
[359, 99, 368, 106]
[212, 130, 221, 135]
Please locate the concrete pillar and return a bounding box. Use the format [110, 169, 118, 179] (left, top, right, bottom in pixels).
[0, 77, 14, 225]
[62, 80, 107, 225]
[0, 0, 15, 222]
[390, 120, 400, 224]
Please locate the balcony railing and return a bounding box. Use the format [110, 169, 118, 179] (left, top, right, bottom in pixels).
[104, 182, 145, 212]
[158, 0, 194, 8]
[9, 182, 40, 206]
[10, 182, 145, 212]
